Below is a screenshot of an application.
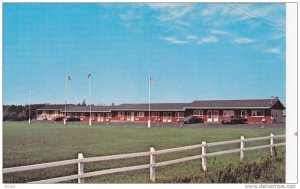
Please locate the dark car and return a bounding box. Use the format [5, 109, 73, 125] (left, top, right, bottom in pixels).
[221, 116, 247, 124]
[54, 117, 63, 121]
[182, 116, 204, 124]
[66, 117, 81, 122]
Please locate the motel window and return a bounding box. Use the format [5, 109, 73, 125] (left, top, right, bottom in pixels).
[137, 112, 145, 117]
[193, 110, 203, 116]
[118, 111, 125, 117]
[92, 113, 97, 117]
[241, 110, 247, 118]
[106, 113, 112, 118]
[223, 110, 235, 117]
[175, 112, 184, 118]
[67, 113, 72, 117]
[72, 113, 79, 117]
[252, 110, 264, 117]
[151, 112, 160, 117]
[80, 113, 85, 117]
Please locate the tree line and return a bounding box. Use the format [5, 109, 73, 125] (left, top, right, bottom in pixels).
[3, 100, 117, 121]
[3, 104, 45, 121]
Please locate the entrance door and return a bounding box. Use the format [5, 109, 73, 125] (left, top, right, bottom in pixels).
[126, 112, 130, 121]
[130, 112, 135, 121]
[213, 110, 219, 122]
[100, 113, 105, 122]
[207, 110, 213, 122]
[163, 112, 172, 122]
[241, 110, 247, 118]
[97, 113, 101, 122]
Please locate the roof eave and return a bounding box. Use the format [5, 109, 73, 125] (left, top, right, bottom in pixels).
[183, 107, 271, 110]
[111, 109, 184, 111]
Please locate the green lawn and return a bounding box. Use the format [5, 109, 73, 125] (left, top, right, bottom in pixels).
[3, 121, 285, 183]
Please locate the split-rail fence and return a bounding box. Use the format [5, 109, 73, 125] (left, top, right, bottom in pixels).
[3, 133, 285, 183]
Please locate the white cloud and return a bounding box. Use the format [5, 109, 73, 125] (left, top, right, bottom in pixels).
[160, 37, 188, 44]
[198, 36, 218, 44]
[119, 11, 142, 21]
[198, 4, 285, 33]
[186, 34, 198, 40]
[147, 3, 190, 9]
[201, 8, 215, 16]
[250, 5, 277, 18]
[158, 5, 194, 21]
[233, 37, 255, 44]
[174, 20, 191, 27]
[210, 29, 230, 35]
[265, 47, 281, 54]
[271, 33, 285, 40]
[120, 12, 142, 20]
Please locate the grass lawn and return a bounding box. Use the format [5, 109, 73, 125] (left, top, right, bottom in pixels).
[3, 121, 285, 183]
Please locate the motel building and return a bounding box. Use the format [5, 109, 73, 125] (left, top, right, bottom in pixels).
[36, 104, 73, 120]
[36, 98, 285, 124]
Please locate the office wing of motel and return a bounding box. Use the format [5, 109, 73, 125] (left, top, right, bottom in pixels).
[36, 98, 285, 124]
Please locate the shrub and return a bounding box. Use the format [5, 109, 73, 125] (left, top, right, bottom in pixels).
[157, 154, 285, 183]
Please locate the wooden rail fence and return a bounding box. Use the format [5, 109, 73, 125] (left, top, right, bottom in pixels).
[3, 133, 285, 183]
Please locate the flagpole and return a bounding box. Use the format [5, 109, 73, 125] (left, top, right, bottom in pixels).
[28, 90, 31, 124]
[89, 74, 92, 126]
[148, 76, 151, 128]
[64, 76, 67, 125]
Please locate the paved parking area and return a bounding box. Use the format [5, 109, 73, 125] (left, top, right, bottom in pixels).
[33, 119, 285, 129]
[89, 121, 285, 129]
[184, 122, 285, 129]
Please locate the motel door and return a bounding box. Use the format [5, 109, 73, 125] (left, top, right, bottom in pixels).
[126, 112, 130, 121]
[97, 113, 100, 122]
[213, 110, 219, 122]
[241, 110, 247, 118]
[98, 113, 105, 122]
[207, 110, 213, 122]
[130, 112, 135, 121]
[163, 112, 172, 122]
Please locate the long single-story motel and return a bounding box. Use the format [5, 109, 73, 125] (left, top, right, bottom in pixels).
[36, 98, 285, 124]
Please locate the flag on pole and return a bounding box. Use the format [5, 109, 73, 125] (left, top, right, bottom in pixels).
[67, 76, 72, 80]
[149, 77, 155, 84]
[88, 73, 91, 78]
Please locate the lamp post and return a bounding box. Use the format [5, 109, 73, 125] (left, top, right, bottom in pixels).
[148, 76, 154, 128]
[88, 73, 92, 126]
[28, 90, 31, 124]
[64, 76, 71, 125]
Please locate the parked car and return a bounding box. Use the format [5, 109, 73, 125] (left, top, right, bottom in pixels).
[182, 116, 204, 124]
[54, 117, 63, 121]
[66, 117, 81, 122]
[221, 116, 247, 124]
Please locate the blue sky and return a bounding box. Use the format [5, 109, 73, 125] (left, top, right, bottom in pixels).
[3, 3, 286, 105]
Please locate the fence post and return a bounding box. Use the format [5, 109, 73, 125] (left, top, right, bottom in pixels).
[270, 133, 274, 157]
[202, 141, 207, 172]
[78, 153, 84, 183]
[150, 147, 156, 182]
[240, 136, 244, 161]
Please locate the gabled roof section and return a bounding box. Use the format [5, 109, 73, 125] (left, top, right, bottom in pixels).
[113, 103, 189, 111]
[271, 99, 285, 110]
[61, 105, 113, 112]
[36, 104, 74, 110]
[187, 99, 283, 109]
